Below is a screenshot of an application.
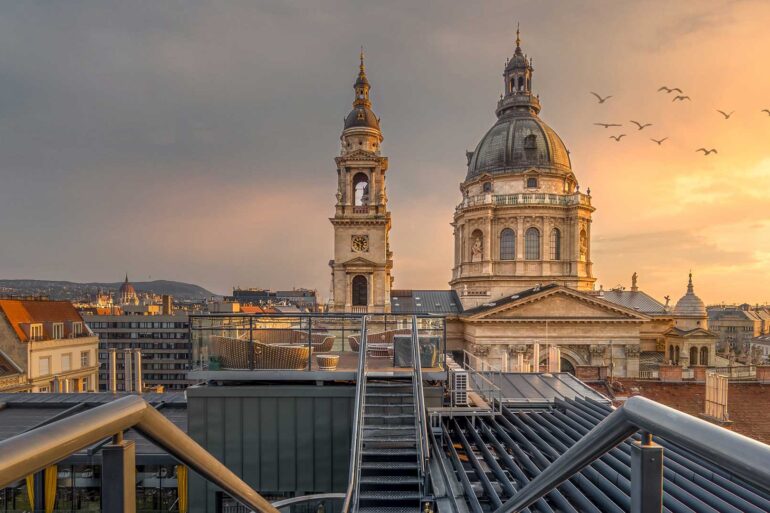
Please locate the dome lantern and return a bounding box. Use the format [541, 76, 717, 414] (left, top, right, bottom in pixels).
[343, 48, 380, 131]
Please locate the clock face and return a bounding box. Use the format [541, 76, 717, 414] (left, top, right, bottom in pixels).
[351, 235, 369, 253]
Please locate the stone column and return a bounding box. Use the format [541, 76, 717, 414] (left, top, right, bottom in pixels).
[625, 344, 641, 378]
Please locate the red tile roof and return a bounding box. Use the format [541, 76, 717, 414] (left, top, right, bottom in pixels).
[0, 299, 85, 342]
[594, 379, 770, 445]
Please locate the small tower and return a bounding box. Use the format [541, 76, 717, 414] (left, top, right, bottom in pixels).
[329, 51, 393, 313]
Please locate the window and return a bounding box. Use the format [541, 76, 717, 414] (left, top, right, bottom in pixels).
[82, 377, 89, 392]
[52, 322, 64, 339]
[525, 228, 540, 260]
[700, 346, 709, 365]
[500, 229, 515, 260]
[550, 228, 561, 260]
[526, 177, 538, 188]
[30, 323, 43, 341]
[72, 322, 83, 337]
[352, 275, 368, 306]
[39, 357, 51, 376]
[524, 134, 537, 149]
[482, 181, 492, 193]
[353, 172, 369, 206]
[81, 351, 90, 368]
[62, 353, 72, 371]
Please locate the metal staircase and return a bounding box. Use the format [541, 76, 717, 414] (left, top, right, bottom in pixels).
[343, 315, 429, 513]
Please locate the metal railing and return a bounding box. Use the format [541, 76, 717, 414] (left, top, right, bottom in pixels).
[411, 316, 430, 493]
[490, 395, 770, 513]
[462, 350, 503, 414]
[0, 395, 281, 513]
[341, 315, 368, 513]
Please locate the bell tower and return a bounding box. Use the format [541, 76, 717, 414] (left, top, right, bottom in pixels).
[329, 51, 393, 313]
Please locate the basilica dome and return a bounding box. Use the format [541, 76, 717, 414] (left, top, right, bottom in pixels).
[344, 105, 380, 130]
[465, 30, 571, 182]
[673, 273, 706, 318]
[466, 112, 571, 180]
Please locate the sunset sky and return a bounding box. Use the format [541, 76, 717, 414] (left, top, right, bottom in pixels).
[1, 0, 769, 304]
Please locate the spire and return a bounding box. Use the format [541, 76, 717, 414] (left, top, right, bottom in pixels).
[687, 271, 694, 294]
[515, 22, 521, 49]
[124, 273, 129, 283]
[353, 48, 371, 109]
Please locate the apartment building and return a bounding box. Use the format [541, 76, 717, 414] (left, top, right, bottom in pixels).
[83, 303, 193, 391]
[0, 299, 99, 392]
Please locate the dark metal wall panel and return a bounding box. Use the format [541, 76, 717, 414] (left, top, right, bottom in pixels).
[295, 397, 315, 492]
[225, 398, 243, 476]
[313, 397, 333, 492]
[259, 397, 279, 491]
[242, 398, 261, 487]
[278, 398, 297, 491]
[331, 396, 352, 491]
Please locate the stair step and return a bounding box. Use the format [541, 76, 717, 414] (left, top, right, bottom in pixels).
[364, 425, 414, 431]
[361, 461, 418, 470]
[366, 392, 413, 398]
[358, 508, 421, 513]
[365, 413, 414, 419]
[360, 491, 422, 500]
[360, 475, 421, 484]
[361, 448, 417, 456]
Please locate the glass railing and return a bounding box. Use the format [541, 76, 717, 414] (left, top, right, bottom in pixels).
[188, 313, 446, 373]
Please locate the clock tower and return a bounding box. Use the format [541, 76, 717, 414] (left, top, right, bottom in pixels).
[329, 51, 393, 313]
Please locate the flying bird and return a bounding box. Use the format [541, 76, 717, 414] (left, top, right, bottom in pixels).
[696, 148, 717, 155]
[761, 109, 770, 116]
[590, 92, 613, 103]
[594, 122, 622, 128]
[630, 120, 653, 130]
[717, 110, 734, 119]
[658, 86, 683, 94]
[672, 95, 691, 102]
[650, 137, 669, 145]
[609, 134, 626, 142]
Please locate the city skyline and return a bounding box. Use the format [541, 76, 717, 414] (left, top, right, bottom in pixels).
[1, 1, 769, 303]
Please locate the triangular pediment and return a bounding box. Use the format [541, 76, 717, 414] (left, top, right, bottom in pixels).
[467, 286, 649, 321]
[341, 256, 380, 268]
[665, 327, 716, 338]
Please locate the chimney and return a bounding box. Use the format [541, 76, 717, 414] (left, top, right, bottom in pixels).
[134, 349, 143, 394]
[705, 371, 729, 423]
[162, 295, 174, 315]
[108, 349, 117, 393]
[123, 349, 133, 393]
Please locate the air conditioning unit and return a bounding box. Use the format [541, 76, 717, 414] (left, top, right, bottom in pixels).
[446, 355, 468, 407]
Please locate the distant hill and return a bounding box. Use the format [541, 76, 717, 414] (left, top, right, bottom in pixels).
[0, 279, 218, 301]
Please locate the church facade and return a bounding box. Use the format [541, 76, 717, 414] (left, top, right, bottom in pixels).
[328, 36, 716, 377]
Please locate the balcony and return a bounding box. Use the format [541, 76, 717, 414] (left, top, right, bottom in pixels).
[187, 312, 447, 381]
[458, 192, 591, 210]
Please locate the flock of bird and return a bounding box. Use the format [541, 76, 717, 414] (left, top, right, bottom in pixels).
[589, 88, 770, 156]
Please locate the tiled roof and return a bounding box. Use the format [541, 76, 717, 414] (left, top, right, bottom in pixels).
[0, 299, 86, 342]
[390, 290, 463, 315]
[461, 283, 559, 316]
[600, 289, 669, 314]
[708, 307, 761, 322]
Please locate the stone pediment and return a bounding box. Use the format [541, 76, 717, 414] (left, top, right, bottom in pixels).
[340, 256, 381, 268]
[664, 327, 716, 338]
[335, 150, 385, 164]
[467, 287, 649, 321]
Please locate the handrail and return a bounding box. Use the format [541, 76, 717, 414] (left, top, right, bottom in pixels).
[272, 492, 345, 509]
[491, 395, 770, 513]
[428, 427, 461, 513]
[411, 316, 430, 491]
[0, 395, 280, 513]
[341, 315, 368, 513]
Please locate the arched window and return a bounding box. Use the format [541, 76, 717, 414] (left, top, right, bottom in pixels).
[353, 173, 369, 206]
[668, 346, 674, 363]
[500, 229, 515, 260]
[579, 229, 588, 261]
[470, 229, 484, 263]
[690, 346, 699, 366]
[526, 177, 538, 188]
[524, 134, 537, 150]
[510, 79, 515, 93]
[674, 346, 680, 364]
[550, 228, 561, 260]
[525, 228, 540, 260]
[700, 346, 709, 366]
[517, 76, 524, 91]
[352, 275, 368, 306]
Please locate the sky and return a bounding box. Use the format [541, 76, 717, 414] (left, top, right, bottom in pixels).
[0, 0, 769, 304]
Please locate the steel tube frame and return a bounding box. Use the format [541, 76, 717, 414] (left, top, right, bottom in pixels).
[0, 395, 281, 513]
[341, 315, 368, 513]
[492, 396, 770, 513]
